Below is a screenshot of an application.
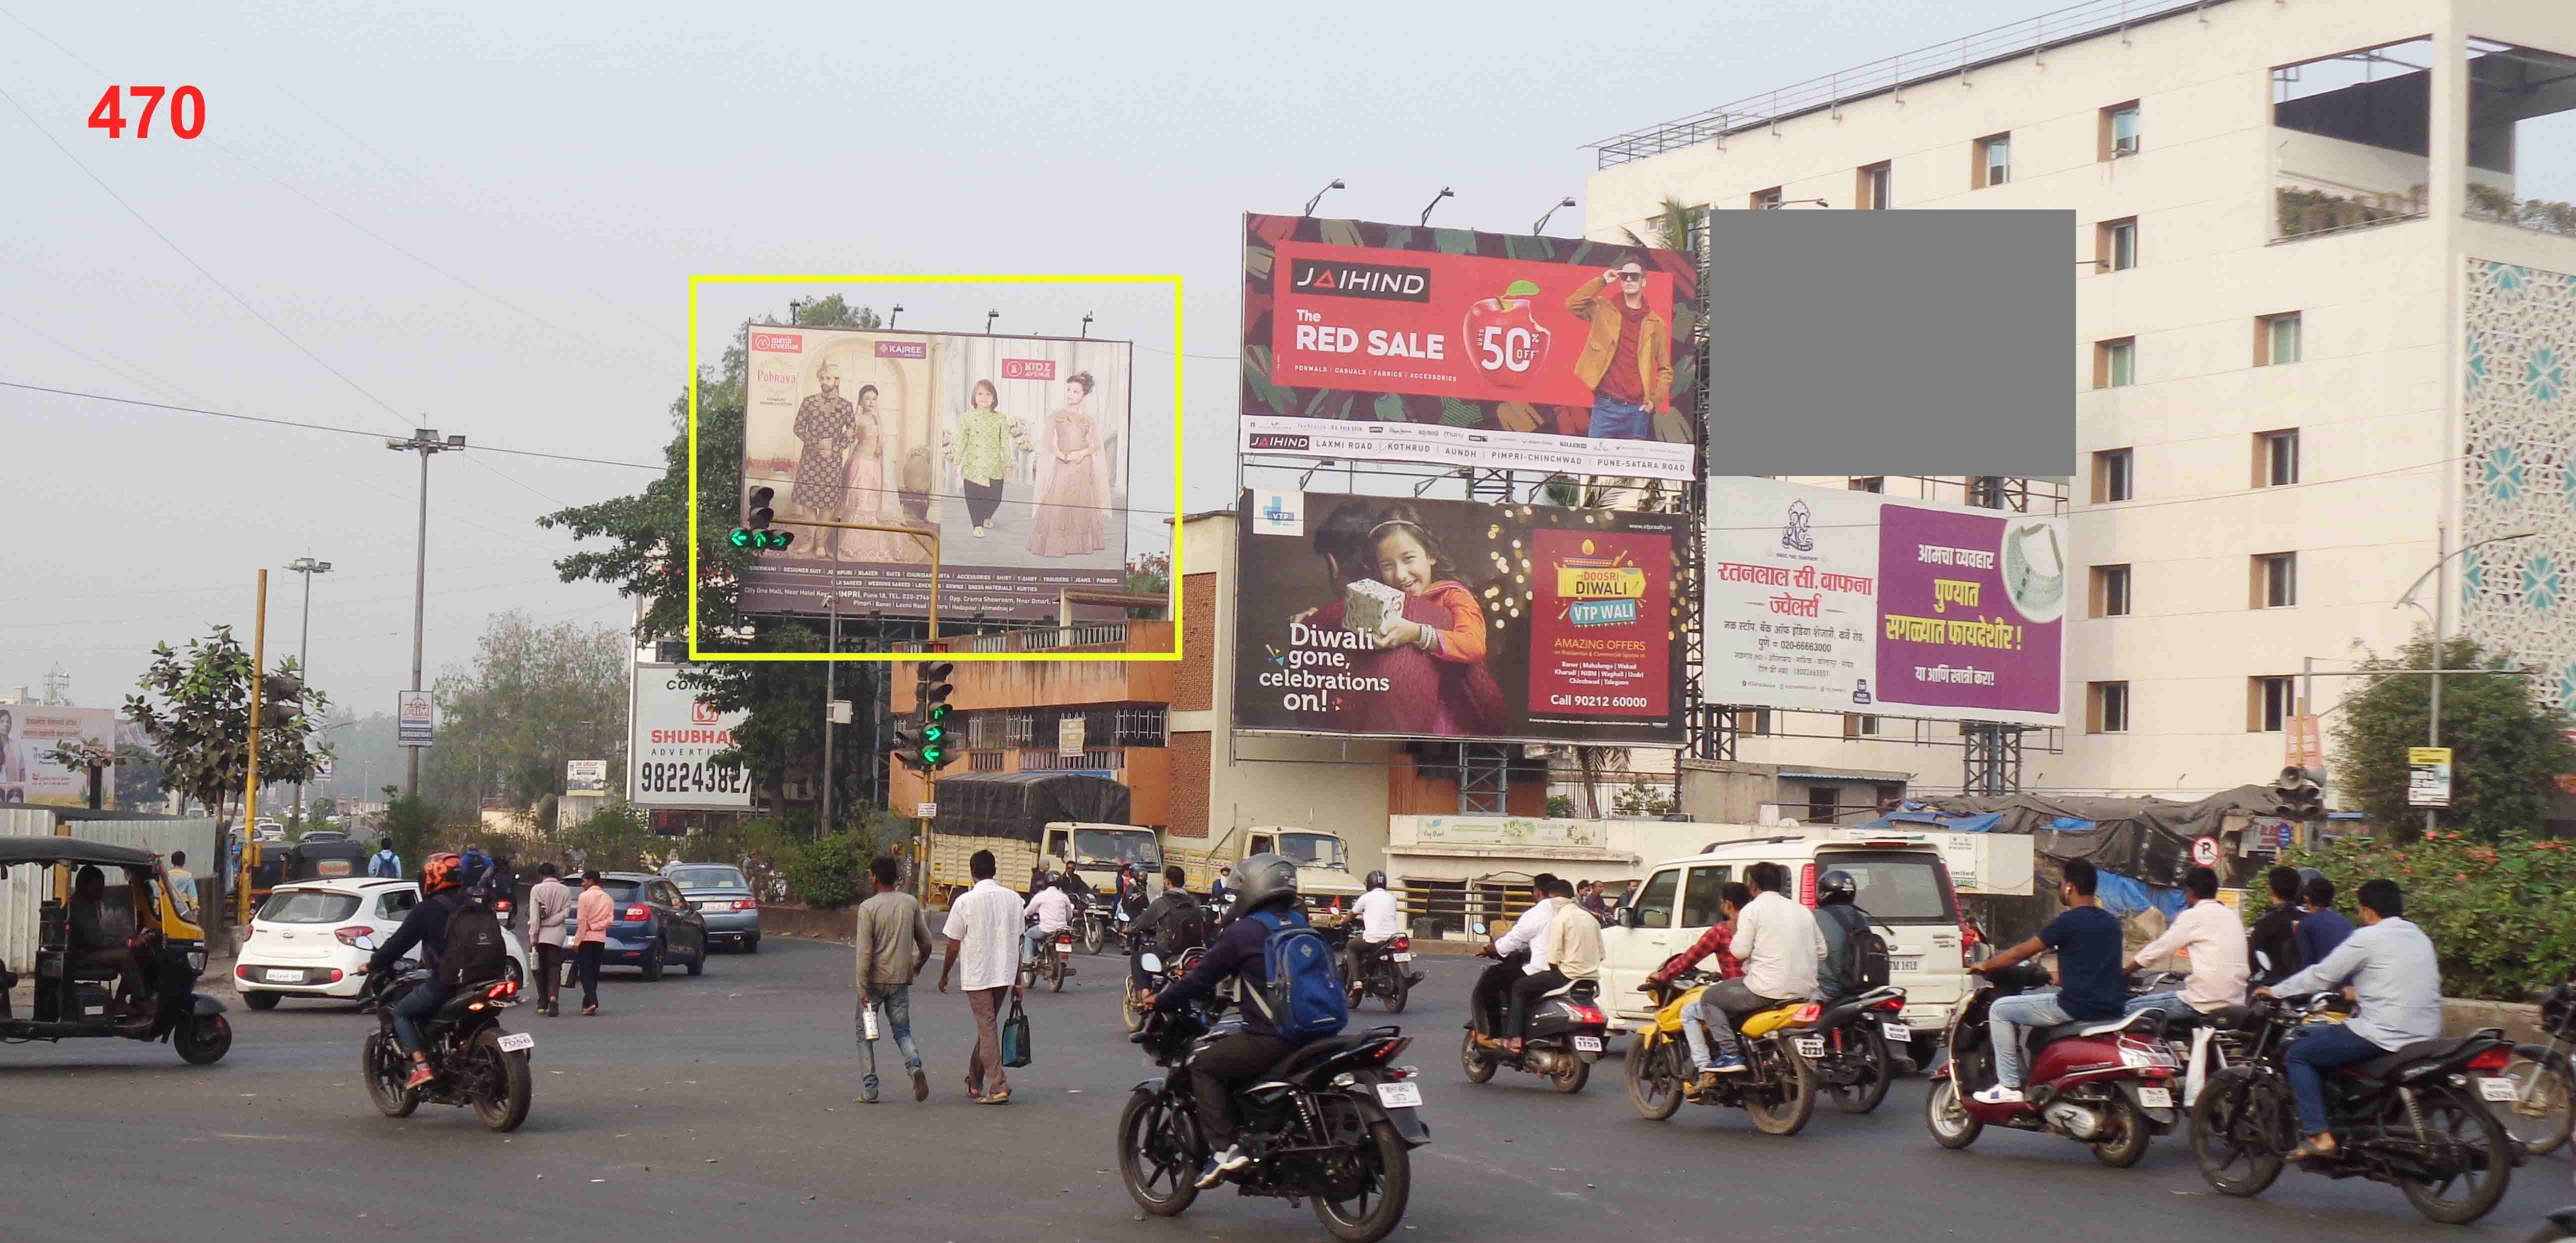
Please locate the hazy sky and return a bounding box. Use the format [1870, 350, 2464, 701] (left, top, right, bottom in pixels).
[0, 0, 2172, 718]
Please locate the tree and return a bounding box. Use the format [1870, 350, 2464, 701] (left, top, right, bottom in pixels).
[421, 611, 630, 814]
[124, 627, 331, 830]
[114, 743, 166, 810]
[1126, 550, 1170, 619]
[2330, 632, 2576, 839]
[40, 738, 114, 810]
[1612, 775, 1676, 818]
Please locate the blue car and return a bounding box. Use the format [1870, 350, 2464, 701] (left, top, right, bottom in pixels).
[584, 873, 708, 980]
[662, 862, 761, 954]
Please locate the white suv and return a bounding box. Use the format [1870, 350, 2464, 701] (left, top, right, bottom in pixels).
[232, 878, 531, 1010]
[1599, 836, 1969, 1040]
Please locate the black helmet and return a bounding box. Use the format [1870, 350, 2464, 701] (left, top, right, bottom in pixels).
[1226, 852, 1300, 923]
[1366, 870, 1387, 890]
[1818, 870, 1858, 903]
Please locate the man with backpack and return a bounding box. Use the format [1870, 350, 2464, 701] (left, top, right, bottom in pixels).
[1154, 852, 1347, 1188]
[1130, 865, 1208, 999]
[369, 838, 403, 880]
[366, 852, 509, 1090]
[1812, 870, 1888, 1004]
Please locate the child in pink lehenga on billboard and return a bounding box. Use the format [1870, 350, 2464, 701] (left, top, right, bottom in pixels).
[1026, 374, 1110, 558]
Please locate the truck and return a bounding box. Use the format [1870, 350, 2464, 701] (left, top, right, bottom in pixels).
[918, 772, 1154, 904]
[1168, 825, 1365, 906]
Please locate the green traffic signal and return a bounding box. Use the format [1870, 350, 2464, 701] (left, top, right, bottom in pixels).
[728, 528, 752, 548]
[921, 745, 943, 764]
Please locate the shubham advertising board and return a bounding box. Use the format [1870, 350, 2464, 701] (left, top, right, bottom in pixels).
[1239, 214, 1702, 481]
[628, 664, 751, 809]
[1704, 478, 2066, 726]
[1232, 490, 1684, 746]
[0, 705, 116, 808]
[739, 326, 1132, 620]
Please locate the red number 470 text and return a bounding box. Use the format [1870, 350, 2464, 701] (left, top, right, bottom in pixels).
[90, 86, 206, 139]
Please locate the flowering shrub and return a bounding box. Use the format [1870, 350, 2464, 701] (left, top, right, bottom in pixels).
[2290, 832, 2576, 1000]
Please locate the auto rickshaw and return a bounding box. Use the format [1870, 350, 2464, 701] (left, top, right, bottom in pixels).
[0, 836, 232, 1064]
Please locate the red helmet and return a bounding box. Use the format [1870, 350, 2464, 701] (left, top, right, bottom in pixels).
[421, 852, 464, 893]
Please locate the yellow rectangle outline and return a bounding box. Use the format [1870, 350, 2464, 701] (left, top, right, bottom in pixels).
[687, 274, 1184, 663]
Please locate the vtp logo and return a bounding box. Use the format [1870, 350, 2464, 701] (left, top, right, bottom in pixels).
[1253, 490, 1304, 537]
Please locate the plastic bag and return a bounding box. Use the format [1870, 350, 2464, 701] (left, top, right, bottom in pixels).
[1000, 994, 1032, 1068]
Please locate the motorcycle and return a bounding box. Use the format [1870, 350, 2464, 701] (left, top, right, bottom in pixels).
[1078, 896, 1111, 956]
[2499, 980, 2576, 1158]
[1020, 917, 1078, 993]
[1461, 966, 1609, 1094]
[2189, 990, 2520, 1226]
[1626, 968, 1820, 1134]
[1926, 960, 2180, 1167]
[1806, 985, 1911, 1114]
[1318, 922, 1423, 1014]
[1118, 956, 1428, 1243]
[1126, 944, 1206, 1034]
[352, 936, 534, 1132]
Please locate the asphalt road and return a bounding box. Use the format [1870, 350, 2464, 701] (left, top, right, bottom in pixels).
[0, 934, 2566, 1242]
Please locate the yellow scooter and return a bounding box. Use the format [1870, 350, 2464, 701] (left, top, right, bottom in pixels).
[1626, 970, 1820, 1136]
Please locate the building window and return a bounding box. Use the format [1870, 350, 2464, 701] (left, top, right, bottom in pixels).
[2255, 430, 2300, 487]
[1750, 186, 1782, 210]
[1806, 785, 1839, 824]
[2100, 101, 2140, 160]
[1856, 162, 1891, 210]
[1734, 708, 1773, 736]
[1114, 705, 1168, 747]
[2098, 218, 2138, 270]
[1975, 134, 2010, 188]
[1842, 713, 1881, 738]
[2258, 312, 2302, 365]
[2253, 552, 2298, 608]
[2249, 676, 2296, 732]
[2091, 564, 2132, 618]
[2094, 337, 2136, 388]
[2092, 448, 2134, 504]
[2089, 681, 2130, 734]
[1005, 710, 1035, 748]
[1848, 476, 1884, 492]
[966, 712, 1006, 750]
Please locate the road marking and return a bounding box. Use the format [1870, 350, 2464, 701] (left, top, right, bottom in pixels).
[216, 1133, 315, 1141]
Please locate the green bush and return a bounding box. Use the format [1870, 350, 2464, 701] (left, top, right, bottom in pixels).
[784, 829, 878, 910]
[2290, 832, 2576, 1000]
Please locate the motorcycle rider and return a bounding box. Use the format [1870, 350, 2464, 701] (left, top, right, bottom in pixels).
[1471, 872, 1560, 1048]
[1344, 870, 1404, 986]
[366, 852, 470, 1090]
[1687, 861, 1818, 1086]
[1130, 864, 1206, 998]
[2254, 877, 2442, 1162]
[1647, 881, 1752, 996]
[1504, 878, 1600, 1051]
[1812, 870, 1866, 1005]
[1966, 857, 2128, 1106]
[1022, 872, 1078, 967]
[2246, 865, 2305, 986]
[2120, 864, 2248, 1024]
[1153, 852, 1323, 1187]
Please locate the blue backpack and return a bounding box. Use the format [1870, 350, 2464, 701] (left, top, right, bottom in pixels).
[1247, 910, 1349, 1042]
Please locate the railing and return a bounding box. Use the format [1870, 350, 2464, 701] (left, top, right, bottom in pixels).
[1586, 0, 2228, 168]
[2272, 172, 2427, 244]
[968, 750, 1005, 772]
[890, 621, 1132, 655]
[1016, 748, 1126, 772]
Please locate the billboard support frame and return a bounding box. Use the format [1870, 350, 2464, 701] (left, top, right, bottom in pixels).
[785, 520, 944, 640]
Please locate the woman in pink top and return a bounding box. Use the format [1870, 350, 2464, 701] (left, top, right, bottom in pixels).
[574, 870, 614, 1015]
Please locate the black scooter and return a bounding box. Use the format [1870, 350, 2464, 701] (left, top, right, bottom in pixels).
[1459, 935, 1610, 1094]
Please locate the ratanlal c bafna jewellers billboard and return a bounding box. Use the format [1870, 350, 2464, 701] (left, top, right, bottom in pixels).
[1704, 478, 2066, 726]
[0, 705, 117, 807]
[1231, 490, 1684, 746]
[1238, 214, 1702, 482]
[738, 325, 1132, 621]
[628, 665, 750, 810]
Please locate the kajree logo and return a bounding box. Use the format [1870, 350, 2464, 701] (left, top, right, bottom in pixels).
[1554, 538, 1648, 627]
[1780, 500, 1816, 553]
[1288, 258, 1432, 304]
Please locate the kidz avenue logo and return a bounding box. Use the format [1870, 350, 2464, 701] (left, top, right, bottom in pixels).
[1288, 259, 1432, 304]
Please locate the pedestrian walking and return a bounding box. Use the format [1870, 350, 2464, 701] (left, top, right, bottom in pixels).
[938, 849, 1023, 1104]
[527, 863, 572, 1018]
[574, 868, 612, 1016]
[853, 856, 935, 1104]
[164, 851, 199, 920]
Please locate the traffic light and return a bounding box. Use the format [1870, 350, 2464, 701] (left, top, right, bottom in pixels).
[2271, 766, 2324, 820]
[258, 672, 305, 733]
[728, 486, 798, 551]
[892, 662, 958, 772]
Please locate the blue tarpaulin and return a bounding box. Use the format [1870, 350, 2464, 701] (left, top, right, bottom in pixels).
[2093, 871, 2186, 920]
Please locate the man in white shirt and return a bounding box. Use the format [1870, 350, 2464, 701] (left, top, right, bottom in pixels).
[1470, 872, 1558, 1048]
[1688, 861, 1820, 1085]
[2123, 865, 2248, 1022]
[1022, 878, 1076, 966]
[938, 850, 1024, 1104]
[1342, 870, 1404, 982]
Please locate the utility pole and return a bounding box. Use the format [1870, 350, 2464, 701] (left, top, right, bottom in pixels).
[386, 428, 466, 794]
[238, 570, 268, 929]
[2426, 518, 2447, 838]
[822, 600, 837, 836]
[286, 556, 332, 828]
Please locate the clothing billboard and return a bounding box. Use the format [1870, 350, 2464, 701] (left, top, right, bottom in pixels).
[628, 664, 752, 810]
[1704, 478, 2066, 726]
[739, 326, 1131, 620]
[0, 706, 116, 808]
[1238, 214, 1702, 481]
[1231, 490, 1684, 746]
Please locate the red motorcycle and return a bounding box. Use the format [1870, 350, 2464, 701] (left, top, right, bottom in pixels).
[1926, 960, 2180, 1166]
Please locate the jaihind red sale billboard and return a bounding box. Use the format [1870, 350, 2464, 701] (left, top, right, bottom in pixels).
[1240, 214, 1702, 480]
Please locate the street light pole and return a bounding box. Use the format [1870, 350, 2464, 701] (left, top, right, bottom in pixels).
[2396, 522, 2536, 835]
[286, 556, 332, 828]
[387, 428, 466, 796]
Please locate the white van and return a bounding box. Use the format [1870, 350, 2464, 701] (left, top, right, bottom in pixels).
[1598, 835, 1968, 1040]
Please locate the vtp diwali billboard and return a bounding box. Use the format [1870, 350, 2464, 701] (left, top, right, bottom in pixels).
[1239, 214, 1702, 481]
[1231, 490, 1684, 746]
[1704, 478, 2066, 726]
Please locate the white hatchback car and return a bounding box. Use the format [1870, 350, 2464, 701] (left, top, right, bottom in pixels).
[232, 878, 532, 1010]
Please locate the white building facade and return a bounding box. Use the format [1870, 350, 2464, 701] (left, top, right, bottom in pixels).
[1586, 0, 2576, 811]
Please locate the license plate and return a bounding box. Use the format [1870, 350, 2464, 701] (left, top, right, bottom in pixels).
[496, 1032, 534, 1052]
[1374, 1082, 1422, 1108]
[1794, 1036, 1827, 1058]
[2479, 1076, 2520, 1102]
[1574, 1036, 1604, 1052]
[318, 860, 351, 877]
[262, 968, 300, 984]
[1882, 1022, 1911, 1042]
[1890, 958, 1920, 972]
[1390, 952, 1414, 962]
[699, 902, 726, 910]
[2138, 1086, 2174, 1109]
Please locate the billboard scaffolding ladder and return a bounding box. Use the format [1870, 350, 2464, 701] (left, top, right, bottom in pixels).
[1961, 724, 2027, 796]
[1458, 744, 1511, 815]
